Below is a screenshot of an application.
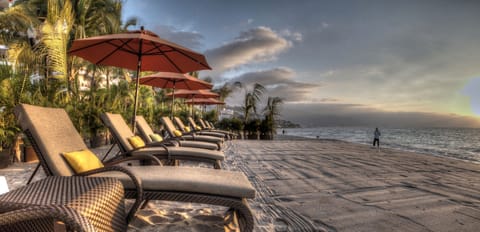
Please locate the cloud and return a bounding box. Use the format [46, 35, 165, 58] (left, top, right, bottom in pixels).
[204, 26, 294, 76]
[224, 67, 320, 104]
[280, 29, 303, 42]
[282, 103, 480, 128]
[152, 25, 204, 49]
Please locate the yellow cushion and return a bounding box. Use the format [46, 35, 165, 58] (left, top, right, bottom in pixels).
[184, 126, 191, 132]
[173, 129, 183, 137]
[195, 125, 202, 130]
[128, 135, 146, 148]
[63, 149, 104, 174]
[149, 133, 163, 142]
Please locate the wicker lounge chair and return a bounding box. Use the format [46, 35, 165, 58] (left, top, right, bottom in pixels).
[174, 116, 226, 139]
[135, 115, 219, 150]
[161, 116, 224, 145]
[15, 104, 256, 231]
[0, 176, 127, 232]
[101, 112, 224, 169]
[191, 117, 237, 139]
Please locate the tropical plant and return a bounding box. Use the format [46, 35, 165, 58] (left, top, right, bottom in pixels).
[261, 96, 283, 139]
[213, 83, 234, 101]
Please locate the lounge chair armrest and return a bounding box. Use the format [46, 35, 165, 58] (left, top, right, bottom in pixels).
[146, 141, 177, 147]
[76, 166, 142, 223]
[115, 145, 167, 158]
[104, 154, 163, 166]
[0, 205, 96, 232]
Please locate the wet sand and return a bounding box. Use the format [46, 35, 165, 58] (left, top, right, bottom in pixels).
[1, 136, 480, 231]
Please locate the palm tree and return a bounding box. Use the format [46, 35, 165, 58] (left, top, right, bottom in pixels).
[213, 83, 234, 102]
[232, 82, 265, 138]
[241, 83, 265, 124]
[262, 96, 283, 139]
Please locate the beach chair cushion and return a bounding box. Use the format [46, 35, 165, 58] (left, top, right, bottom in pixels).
[174, 129, 183, 137]
[195, 125, 202, 130]
[92, 166, 256, 198]
[63, 149, 104, 174]
[128, 135, 146, 148]
[184, 126, 191, 132]
[149, 133, 163, 142]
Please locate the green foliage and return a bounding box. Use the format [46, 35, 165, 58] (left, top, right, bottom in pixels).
[244, 119, 260, 135]
[204, 110, 217, 123]
[218, 117, 243, 131]
[0, 108, 20, 150]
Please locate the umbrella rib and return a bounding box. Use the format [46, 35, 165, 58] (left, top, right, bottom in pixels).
[168, 47, 211, 70]
[145, 41, 210, 71]
[68, 39, 114, 53]
[142, 42, 171, 55]
[96, 39, 134, 64]
[143, 41, 182, 72]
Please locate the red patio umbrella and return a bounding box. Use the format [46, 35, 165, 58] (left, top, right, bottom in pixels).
[185, 98, 225, 117]
[68, 26, 211, 131]
[166, 89, 220, 117]
[185, 98, 225, 105]
[139, 72, 213, 118]
[165, 89, 219, 99]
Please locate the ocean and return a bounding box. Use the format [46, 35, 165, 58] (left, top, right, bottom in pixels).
[282, 127, 480, 163]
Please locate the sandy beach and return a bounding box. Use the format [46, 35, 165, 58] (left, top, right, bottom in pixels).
[1, 136, 480, 231]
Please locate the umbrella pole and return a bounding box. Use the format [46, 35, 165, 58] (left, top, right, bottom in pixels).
[171, 81, 176, 119]
[132, 39, 143, 133]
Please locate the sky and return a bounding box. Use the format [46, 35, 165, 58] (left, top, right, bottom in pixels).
[123, 0, 480, 128]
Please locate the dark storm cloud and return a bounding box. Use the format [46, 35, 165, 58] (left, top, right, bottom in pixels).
[204, 27, 292, 74]
[151, 25, 204, 49]
[283, 103, 480, 128]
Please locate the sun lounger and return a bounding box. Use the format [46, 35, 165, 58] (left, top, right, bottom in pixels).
[101, 112, 224, 169]
[189, 117, 237, 139]
[161, 116, 224, 146]
[174, 116, 226, 139]
[135, 115, 219, 150]
[0, 176, 127, 232]
[15, 104, 256, 231]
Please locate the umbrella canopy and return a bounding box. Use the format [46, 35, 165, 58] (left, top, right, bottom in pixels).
[185, 98, 225, 105]
[165, 89, 219, 99]
[68, 27, 211, 131]
[69, 28, 210, 72]
[186, 98, 225, 118]
[139, 72, 213, 118]
[139, 72, 212, 90]
[166, 89, 219, 118]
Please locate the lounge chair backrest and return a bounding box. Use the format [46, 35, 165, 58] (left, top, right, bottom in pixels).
[160, 117, 178, 137]
[187, 117, 199, 129]
[135, 116, 154, 143]
[14, 104, 87, 176]
[173, 117, 187, 132]
[101, 113, 135, 152]
[198, 119, 208, 129]
[206, 121, 214, 129]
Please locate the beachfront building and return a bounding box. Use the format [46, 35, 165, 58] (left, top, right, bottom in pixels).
[219, 108, 234, 120]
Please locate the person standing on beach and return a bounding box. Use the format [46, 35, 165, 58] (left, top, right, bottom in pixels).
[373, 128, 381, 147]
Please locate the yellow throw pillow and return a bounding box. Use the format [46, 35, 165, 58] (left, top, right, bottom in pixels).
[149, 133, 163, 142]
[173, 129, 183, 137]
[184, 126, 191, 132]
[195, 125, 202, 130]
[63, 149, 104, 174]
[128, 135, 146, 148]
